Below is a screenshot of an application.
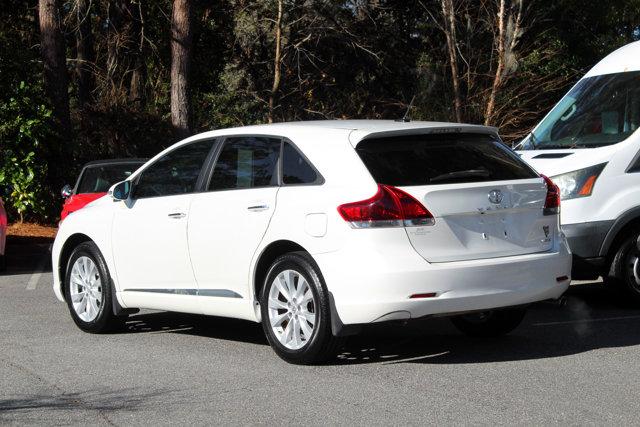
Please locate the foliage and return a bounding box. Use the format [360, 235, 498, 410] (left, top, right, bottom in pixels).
[0, 0, 639, 223]
[0, 82, 54, 222]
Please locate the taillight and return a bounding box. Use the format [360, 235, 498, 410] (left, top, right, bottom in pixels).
[337, 184, 435, 228]
[542, 175, 560, 215]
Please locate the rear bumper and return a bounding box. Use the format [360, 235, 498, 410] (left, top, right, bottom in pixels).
[315, 234, 572, 326]
[562, 221, 613, 278]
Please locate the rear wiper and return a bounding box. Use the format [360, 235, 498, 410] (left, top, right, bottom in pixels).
[429, 169, 491, 183]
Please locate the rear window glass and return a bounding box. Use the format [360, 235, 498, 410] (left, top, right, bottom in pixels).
[282, 142, 319, 184]
[209, 137, 280, 190]
[356, 133, 537, 186]
[77, 162, 144, 194]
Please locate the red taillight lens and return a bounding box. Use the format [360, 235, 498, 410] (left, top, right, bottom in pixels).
[338, 184, 435, 228]
[542, 175, 560, 215]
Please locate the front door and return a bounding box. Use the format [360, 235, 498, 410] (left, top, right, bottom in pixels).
[112, 139, 215, 294]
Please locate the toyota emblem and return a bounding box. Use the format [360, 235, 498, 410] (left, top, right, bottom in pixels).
[488, 189, 503, 204]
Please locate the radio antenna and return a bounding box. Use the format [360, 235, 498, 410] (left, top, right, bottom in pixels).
[396, 95, 416, 122]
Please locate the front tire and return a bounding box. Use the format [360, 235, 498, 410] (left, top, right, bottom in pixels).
[450, 308, 526, 338]
[64, 241, 124, 333]
[607, 229, 640, 303]
[260, 252, 342, 364]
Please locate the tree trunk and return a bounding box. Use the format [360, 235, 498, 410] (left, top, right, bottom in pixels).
[76, 0, 95, 107]
[129, 0, 146, 108]
[268, 0, 284, 124]
[441, 0, 462, 123]
[170, 0, 193, 139]
[39, 0, 71, 136]
[485, 0, 506, 126]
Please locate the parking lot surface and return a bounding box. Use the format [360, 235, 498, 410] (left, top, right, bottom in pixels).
[2, 243, 640, 425]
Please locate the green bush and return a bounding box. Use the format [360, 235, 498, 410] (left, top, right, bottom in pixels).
[0, 81, 54, 223]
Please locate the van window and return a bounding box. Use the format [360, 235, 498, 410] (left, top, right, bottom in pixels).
[356, 133, 537, 186]
[522, 71, 640, 149]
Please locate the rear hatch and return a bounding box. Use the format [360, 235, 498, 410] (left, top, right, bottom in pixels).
[356, 132, 556, 263]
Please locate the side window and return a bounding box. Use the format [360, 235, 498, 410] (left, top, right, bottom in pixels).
[629, 151, 640, 173]
[209, 136, 280, 191]
[135, 139, 214, 199]
[282, 142, 320, 185]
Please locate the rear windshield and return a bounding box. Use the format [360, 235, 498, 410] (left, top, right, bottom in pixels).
[356, 133, 537, 186]
[77, 162, 144, 194]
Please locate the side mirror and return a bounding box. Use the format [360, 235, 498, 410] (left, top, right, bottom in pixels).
[61, 184, 73, 199]
[109, 181, 131, 201]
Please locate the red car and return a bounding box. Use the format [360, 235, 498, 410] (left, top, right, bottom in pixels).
[61, 159, 146, 221]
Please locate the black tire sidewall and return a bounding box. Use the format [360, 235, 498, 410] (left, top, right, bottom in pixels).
[612, 231, 640, 300]
[260, 252, 333, 364]
[64, 241, 114, 333]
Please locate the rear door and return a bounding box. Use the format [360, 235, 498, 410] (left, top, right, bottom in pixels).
[356, 133, 555, 262]
[188, 136, 281, 300]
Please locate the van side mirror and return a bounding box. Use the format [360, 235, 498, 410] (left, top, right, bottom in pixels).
[109, 181, 131, 201]
[61, 184, 73, 199]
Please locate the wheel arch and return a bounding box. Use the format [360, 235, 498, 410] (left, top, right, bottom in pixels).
[600, 206, 640, 260]
[57, 233, 93, 299]
[252, 239, 311, 301]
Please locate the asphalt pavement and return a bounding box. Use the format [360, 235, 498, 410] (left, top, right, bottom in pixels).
[2, 240, 640, 425]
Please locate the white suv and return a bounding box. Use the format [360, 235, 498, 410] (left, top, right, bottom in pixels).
[52, 120, 571, 364]
[517, 41, 640, 300]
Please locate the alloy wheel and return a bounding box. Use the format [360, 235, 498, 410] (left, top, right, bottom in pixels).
[626, 252, 640, 291]
[69, 256, 103, 322]
[267, 269, 317, 350]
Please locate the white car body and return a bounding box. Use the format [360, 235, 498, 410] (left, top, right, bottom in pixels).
[52, 120, 571, 335]
[517, 41, 640, 278]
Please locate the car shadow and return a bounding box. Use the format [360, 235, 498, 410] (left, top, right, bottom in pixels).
[117, 281, 640, 366]
[123, 311, 268, 346]
[333, 282, 640, 365]
[1, 235, 53, 277]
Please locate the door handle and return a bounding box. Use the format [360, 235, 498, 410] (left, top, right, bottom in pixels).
[168, 212, 186, 219]
[247, 204, 269, 212]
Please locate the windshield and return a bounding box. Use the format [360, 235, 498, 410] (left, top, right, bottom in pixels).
[76, 162, 144, 194]
[520, 71, 640, 150]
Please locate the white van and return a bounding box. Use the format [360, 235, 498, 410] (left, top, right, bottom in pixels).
[516, 41, 640, 299]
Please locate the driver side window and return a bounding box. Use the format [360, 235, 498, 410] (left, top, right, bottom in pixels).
[135, 139, 215, 199]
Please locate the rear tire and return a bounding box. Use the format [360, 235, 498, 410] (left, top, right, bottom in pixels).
[450, 308, 526, 338]
[0, 254, 5, 272]
[260, 251, 343, 364]
[64, 241, 125, 333]
[607, 229, 640, 303]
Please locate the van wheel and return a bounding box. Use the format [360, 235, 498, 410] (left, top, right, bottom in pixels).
[607, 229, 640, 303]
[64, 241, 125, 333]
[260, 252, 343, 364]
[450, 308, 526, 337]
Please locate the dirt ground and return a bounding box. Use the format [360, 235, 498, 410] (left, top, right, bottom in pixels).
[7, 222, 58, 239]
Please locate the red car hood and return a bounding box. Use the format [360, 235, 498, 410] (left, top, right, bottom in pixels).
[61, 192, 107, 221]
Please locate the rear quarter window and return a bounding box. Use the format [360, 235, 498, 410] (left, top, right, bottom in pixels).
[356, 133, 538, 186]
